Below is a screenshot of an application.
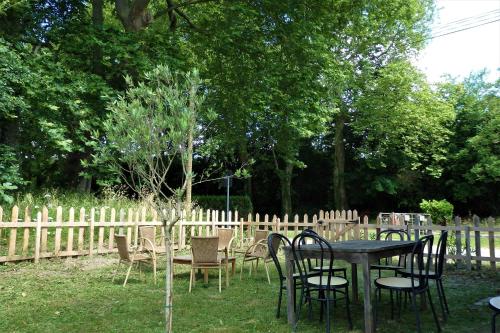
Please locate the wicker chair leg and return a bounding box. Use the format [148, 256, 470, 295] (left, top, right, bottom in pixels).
[225, 262, 229, 287]
[189, 268, 194, 292]
[240, 259, 245, 280]
[264, 261, 271, 284]
[153, 260, 157, 285]
[123, 261, 134, 287]
[219, 267, 222, 293]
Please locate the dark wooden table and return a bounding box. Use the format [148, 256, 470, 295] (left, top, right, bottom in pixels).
[284, 240, 416, 333]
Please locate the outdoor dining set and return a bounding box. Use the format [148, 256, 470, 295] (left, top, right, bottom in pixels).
[111, 224, 457, 333]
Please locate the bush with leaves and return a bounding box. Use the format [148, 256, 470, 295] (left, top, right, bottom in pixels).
[419, 199, 454, 225]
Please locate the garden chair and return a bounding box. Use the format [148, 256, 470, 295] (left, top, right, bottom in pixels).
[239, 230, 272, 283]
[301, 228, 347, 278]
[189, 236, 229, 293]
[139, 226, 166, 256]
[399, 231, 449, 319]
[374, 235, 441, 333]
[234, 229, 269, 255]
[112, 234, 157, 287]
[216, 228, 237, 275]
[371, 229, 411, 278]
[268, 232, 309, 318]
[292, 231, 353, 333]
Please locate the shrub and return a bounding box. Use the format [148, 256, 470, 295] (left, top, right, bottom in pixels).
[192, 195, 253, 217]
[419, 199, 454, 225]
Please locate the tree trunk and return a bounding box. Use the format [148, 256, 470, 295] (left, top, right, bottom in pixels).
[92, 0, 104, 76]
[333, 112, 348, 210]
[238, 141, 252, 199]
[279, 162, 293, 215]
[185, 126, 193, 215]
[163, 223, 174, 333]
[115, 0, 153, 32]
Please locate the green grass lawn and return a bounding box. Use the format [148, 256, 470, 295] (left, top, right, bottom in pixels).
[0, 254, 498, 333]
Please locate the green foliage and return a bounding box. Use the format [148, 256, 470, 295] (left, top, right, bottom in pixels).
[419, 199, 454, 225]
[192, 195, 253, 216]
[0, 145, 26, 204]
[101, 64, 207, 203]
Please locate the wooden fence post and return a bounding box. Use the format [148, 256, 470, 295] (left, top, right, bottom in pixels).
[8, 205, 19, 258]
[78, 208, 85, 252]
[488, 217, 496, 270]
[455, 216, 462, 266]
[54, 206, 63, 256]
[465, 225, 472, 271]
[22, 206, 31, 256]
[67, 208, 74, 254]
[34, 211, 42, 263]
[414, 214, 420, 241]
[89, 207, 95, 257]
[363, 215, 370, 240]
[473, 215, 481, 270]
[41, 206, 49, 255]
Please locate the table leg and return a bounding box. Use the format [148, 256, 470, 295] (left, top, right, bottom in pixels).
[351, 263, 358, 303]
[285, 249, 296, 325]
[204, 269, 208, 283]
[362, 255, 374, 333]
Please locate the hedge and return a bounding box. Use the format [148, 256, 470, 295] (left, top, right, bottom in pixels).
[192, 195, 253, 217]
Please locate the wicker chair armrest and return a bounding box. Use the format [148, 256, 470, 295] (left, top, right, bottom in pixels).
[139, 237, 157, 259]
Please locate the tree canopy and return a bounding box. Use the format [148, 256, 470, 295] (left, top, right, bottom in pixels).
[1, 0, 498, 216]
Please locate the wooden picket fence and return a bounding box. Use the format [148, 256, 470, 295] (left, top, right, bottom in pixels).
[0, 206, 498, 271]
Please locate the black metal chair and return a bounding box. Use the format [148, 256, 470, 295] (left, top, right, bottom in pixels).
[302, 228, 347, 279]
[292, 232, 353, 333]
[374, 234, 441, 333]
[490, 296, 500, 333]
[267, 233, 303, 318]
[370, 229, 411, 278]
[399, 231, 449, 319]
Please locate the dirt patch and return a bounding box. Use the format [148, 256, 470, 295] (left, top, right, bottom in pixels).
[63, 256, 117, 271]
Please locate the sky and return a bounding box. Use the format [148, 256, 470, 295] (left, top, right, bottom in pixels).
[415, 0, 500, 83]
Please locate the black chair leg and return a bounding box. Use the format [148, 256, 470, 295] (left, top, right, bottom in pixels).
[493, 312, 499, 333]
[325, 298, 331, 333]
[438, 279, 450, 315]
[345, 286, 353, 330]
[427, 288, 442, 332]
[411, 291, 422, 333]
[390, 289, 394, 320]
[435, 280, 447, 320]
[307, 289, 313, 321]
[374, 287, 379, 330]
[294, 289, 305, 332]
[277, 285, 283, 318]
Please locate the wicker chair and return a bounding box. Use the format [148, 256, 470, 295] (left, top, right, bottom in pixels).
[239, 230, 272, 284]
[234, 229, 269, 255]
[112, 234, 157, 287]
[139, 226, 166, 255]
[217, 228, 237, 275]
[189, 236, 229, 293]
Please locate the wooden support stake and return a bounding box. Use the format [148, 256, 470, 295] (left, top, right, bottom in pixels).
[473, 215, 481, 270]
[455, 216, 462, 266]
[465, 225, 472, 271]
[488, 217, 496, 270]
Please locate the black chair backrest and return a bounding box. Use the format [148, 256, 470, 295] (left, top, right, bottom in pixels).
[408, 234, 434, 291]
[267, 233, 290, 282]
[435, 231, 448, 277]
[376, 229, 411, 266]
[376, 229, 410, 241]
[292, 232, 334, 289]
